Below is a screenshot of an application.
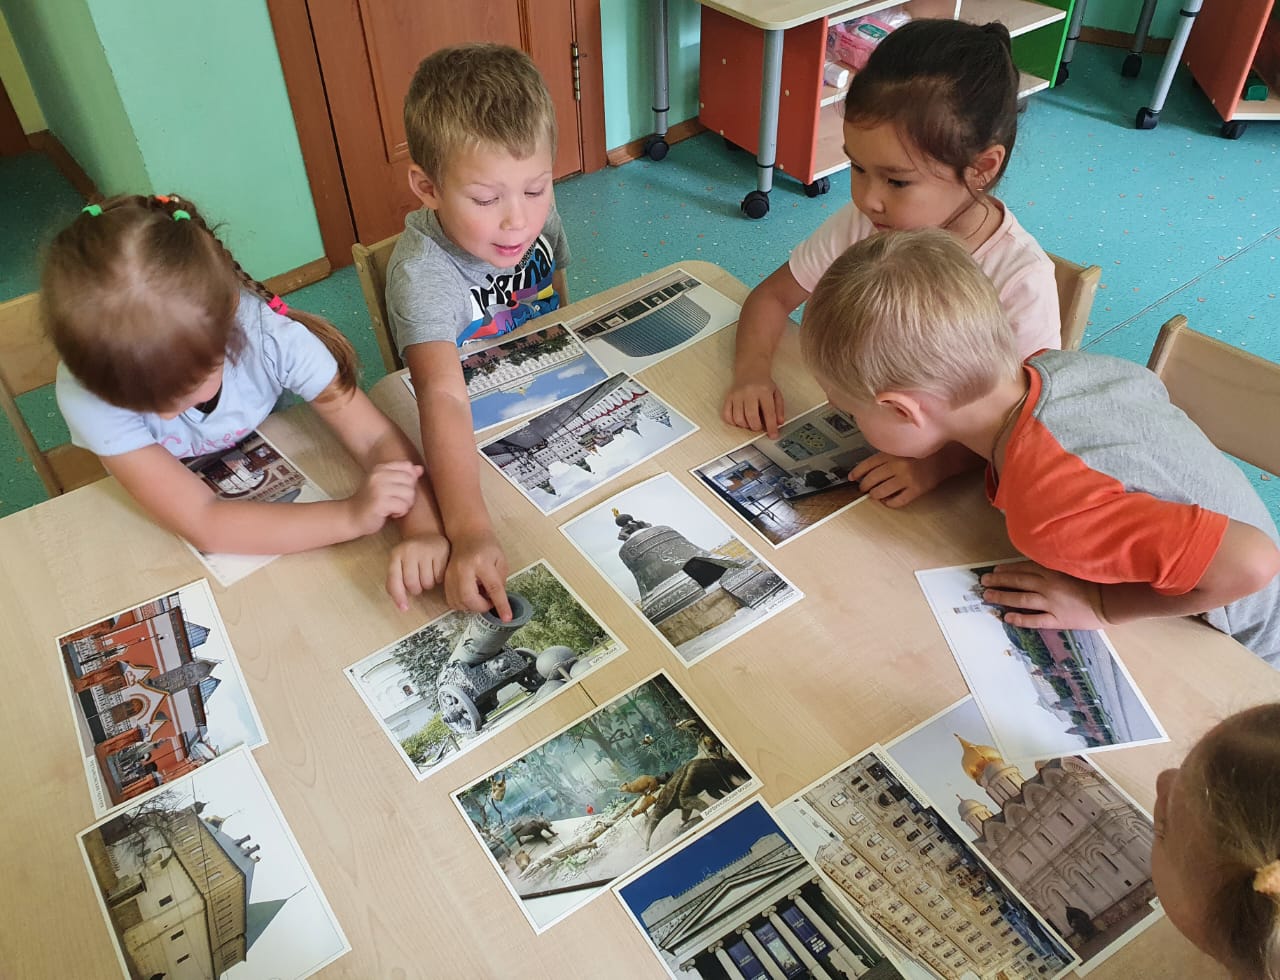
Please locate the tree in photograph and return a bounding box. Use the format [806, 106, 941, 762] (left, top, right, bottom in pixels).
[401, 714, 455, 765]
[508, 565, 607, 655]
[391, 624, 452, 711]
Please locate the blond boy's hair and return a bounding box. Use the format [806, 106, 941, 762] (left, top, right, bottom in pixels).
[404, 44, 556, 182]
[800, 229, 1021, 406]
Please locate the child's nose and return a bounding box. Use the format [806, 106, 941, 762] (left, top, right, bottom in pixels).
[501, 197, 528, 230]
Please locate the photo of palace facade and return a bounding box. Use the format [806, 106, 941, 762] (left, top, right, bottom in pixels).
[803, 754, 1072, 980]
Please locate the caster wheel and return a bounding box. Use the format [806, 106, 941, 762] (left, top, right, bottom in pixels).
[1221, 120, 1247, 140]
[723, 135, 743, 153]
[1056, 62, 1070, 86]
[644, 135, 669, 161]
[1121, 53, 1142, 78]
[803, 176, 831, 198]
[1135, 107, 1159, 130]
[741, 190, 770, 219]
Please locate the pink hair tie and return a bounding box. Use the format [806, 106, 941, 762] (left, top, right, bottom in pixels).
[268, 295, 289, 316]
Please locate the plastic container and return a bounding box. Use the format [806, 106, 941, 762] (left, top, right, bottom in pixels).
[827, 18, 896, 72]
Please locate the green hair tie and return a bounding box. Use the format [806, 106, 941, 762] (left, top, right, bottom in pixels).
[81, 204, 102, 216]
[172, 210, 191, 221]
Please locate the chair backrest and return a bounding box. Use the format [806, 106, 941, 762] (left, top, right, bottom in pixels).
[0, 292, 105, 496]
[352, 233, 403, 374]
[1048, 252, 1102, 351]
[1148, 314, 1280, 476]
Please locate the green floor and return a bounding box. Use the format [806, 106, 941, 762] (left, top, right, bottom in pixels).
[2, 41, 1277, 521]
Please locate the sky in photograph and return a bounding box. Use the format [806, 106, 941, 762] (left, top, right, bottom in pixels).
[471, 353, 610, 430]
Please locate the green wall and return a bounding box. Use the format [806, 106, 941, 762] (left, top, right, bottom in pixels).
[1, 0, 323, 280]
[601, 0, 701, 149]
[0, 6, 43, 133]
[0, 0, 146, 192]
[86, 0, 323, 280]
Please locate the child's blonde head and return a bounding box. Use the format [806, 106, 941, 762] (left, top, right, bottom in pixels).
[404, 44, 556, 182]
[800, 228, 1020, 406]
[1180, 704, 1280, 979]
[42, 194, 357, 413]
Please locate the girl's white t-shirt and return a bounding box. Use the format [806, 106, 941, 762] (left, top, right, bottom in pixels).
[788, 199, 1063, 358]
[56, 290, 339, 459]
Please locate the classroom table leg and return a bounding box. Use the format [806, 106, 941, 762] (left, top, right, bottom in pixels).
[645, 0, 671, 161]
[742, 28, 784, 219]
[1134, 0, 1204, 131]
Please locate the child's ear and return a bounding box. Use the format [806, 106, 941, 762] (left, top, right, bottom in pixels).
[407, 165, 442, 209]
[967, 143, 1007, 192]
[876, 391, 926, 426]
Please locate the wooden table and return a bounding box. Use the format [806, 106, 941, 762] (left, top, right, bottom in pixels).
[4, 260, 1275, 978]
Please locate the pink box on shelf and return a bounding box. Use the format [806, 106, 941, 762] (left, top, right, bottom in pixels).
[827, 18, 895, 72]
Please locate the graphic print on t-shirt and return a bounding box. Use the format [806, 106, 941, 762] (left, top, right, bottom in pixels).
[461, 235, 560, 345]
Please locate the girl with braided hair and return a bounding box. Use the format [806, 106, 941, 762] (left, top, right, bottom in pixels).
[1153, 703, 1280, 978]
[44, 194, 448, 609]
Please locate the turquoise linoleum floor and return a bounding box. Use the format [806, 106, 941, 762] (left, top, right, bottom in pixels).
[1, 42, 1277, 521]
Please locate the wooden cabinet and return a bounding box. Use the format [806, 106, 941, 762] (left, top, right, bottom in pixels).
[699, 0, 1077, 191]
[1183, 0, 1279, 139]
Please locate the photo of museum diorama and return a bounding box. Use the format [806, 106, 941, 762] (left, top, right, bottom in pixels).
[620, 801, 901, 980]
[694, 406, 874, 546]
[454, 673, 755, 931]
[781, 753, 1074, 980]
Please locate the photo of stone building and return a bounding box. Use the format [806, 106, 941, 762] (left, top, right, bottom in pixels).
[619, 801, 901, 979]
[778, 751, 1074, 980]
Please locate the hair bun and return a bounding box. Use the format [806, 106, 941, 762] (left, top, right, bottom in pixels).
[980, 21, 1014, 52]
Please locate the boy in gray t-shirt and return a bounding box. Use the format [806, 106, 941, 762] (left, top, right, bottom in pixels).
[386, 44, 572, 621]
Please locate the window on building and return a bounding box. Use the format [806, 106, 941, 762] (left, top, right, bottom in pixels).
[867, 880, 881, 893]
[849, 811, 865, 825]
[170, 930, 184, 941]
[1059, 812, 1075, 828]
[158, 896, 173, 907]
[920, 842, 935, 857]
[940, 909, 954, 921]
[866, 833, 883, 846]
[892, 815, 908, 828]
[177, 954, 189, 964]
[1101, 854, 1120, 873]
[888, 901, 903, 913]
[905, 829, 921, 842]
[1038, 832, 1053, 846]
[914, 883, 930, 896]
[977, 943, 992, 953]
[830, 793, 848, 806]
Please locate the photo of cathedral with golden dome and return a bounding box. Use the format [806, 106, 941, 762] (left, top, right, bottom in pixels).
[886, 697, 1161, 971]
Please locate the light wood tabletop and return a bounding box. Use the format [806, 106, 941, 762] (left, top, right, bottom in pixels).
[4, 260, 1276, 979]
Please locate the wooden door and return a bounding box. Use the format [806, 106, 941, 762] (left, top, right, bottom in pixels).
[307, 1, 586, 245]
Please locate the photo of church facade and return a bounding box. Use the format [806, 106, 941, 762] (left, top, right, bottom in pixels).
[618, 801, 901, 980]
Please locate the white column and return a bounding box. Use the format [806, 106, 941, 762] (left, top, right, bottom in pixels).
[740, 926, 788, 980]
[792, 891, 868, 978]
[713, 941, 748, 980]
[765, 906, 833, 980]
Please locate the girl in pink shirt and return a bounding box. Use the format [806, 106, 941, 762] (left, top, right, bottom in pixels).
[724, 19, 1060, 507]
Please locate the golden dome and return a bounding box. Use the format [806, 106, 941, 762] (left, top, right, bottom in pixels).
[956, 734, 1005, 782]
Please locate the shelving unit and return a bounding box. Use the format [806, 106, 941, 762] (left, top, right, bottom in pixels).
[1181, 0, 1279, 140]
[696, 0, 1077, 217]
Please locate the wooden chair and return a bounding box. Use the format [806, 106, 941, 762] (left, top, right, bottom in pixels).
[1148, 314, 1280, 475]
[0, 293, 105, 496]
[352, 233, 403, 374]
[1048, 252, 1102, 351]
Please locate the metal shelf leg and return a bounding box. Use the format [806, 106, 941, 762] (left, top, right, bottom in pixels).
[742, 27, 784, 218]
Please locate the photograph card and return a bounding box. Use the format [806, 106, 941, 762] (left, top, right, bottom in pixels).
[692, 403, 874, 547]
[915, 562, 1167, 761]
[77, 747, 349, 979]
[344, 559, 625, 779]
[565, 268, 742, 375]
[56, 580, 266, 817]
[399, 322, 611, 435]
[884, 696, 1163, 974]
[560, 473, 803, 666]
[451, 671, 759, 933]
[615, 800, 905, 980]
[481, 373, 697, 515]
[183, 430, 328, 586]
[775, 748, 1078, 980]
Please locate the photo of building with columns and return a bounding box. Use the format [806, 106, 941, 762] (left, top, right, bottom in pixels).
[778, 752, 1074, 980]
[619, 801, 901, 980]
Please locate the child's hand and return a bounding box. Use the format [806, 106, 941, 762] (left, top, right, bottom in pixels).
[979, 562, 1109, 631]
[386, 532, 451, 611]
[444, 528, 512, 621]
[723, 377, 785, 440]
[347, 461, 424, 536]
[850, 452, 945, 508]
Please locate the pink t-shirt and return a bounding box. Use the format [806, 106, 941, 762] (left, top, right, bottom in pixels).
[788, 200, 1062, 358]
